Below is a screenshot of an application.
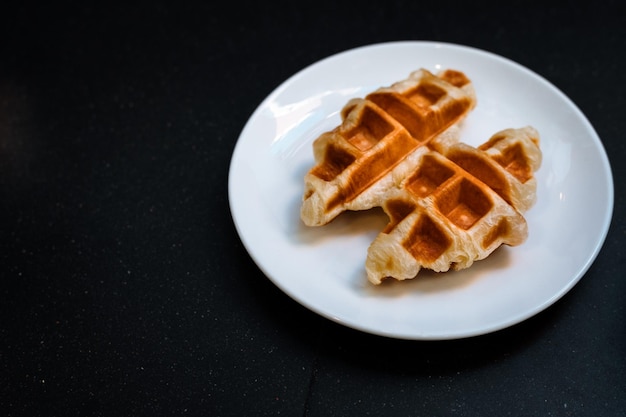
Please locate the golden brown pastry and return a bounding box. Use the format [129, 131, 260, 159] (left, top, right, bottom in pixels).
[299, 69, 542, 284]
[301, 69, 477, 226]
[365, 126, 541, 284]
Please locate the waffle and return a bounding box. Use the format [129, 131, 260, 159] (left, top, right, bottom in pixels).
[365, 126, 542, 284]
[300, 68, 477, 226]
[299, 68, 542, 284]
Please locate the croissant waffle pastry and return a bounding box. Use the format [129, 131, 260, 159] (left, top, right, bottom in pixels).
[365, 126, 541, 283]
[301, 68, 477, 226]
[300, 69, 542, 284]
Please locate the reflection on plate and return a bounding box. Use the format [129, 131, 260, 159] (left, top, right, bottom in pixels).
[228, 41, 613, 340]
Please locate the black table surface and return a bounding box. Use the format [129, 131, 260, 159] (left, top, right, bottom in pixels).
[1, 2, 625, 416]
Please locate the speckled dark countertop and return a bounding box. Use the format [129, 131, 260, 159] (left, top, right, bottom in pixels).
[1, 2, 625, 416]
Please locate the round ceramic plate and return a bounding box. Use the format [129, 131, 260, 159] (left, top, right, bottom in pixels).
[228, 41, 614, 340]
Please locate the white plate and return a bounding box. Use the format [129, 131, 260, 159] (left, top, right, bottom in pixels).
[228, 41, 614, 340]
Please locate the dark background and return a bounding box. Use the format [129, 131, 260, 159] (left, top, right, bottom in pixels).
[1, 2, 624, 416]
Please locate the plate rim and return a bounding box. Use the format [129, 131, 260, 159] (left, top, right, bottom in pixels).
[228, 40, 615, 340]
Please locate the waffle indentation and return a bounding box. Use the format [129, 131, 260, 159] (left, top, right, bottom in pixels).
[403, 214, 450, 263]
[491, 142, 533, 183]
[344, 106, 393, 151]
[436, 178, 493, 230]
[383, 199, 416, 234]
[311, 144, 356, 181]
[408, 84, 446, 108]
[406, 155, 455, 198]
[447, 151, 510, 206]
[367, 93, 427, 140]
[438, 70, 471, 88]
